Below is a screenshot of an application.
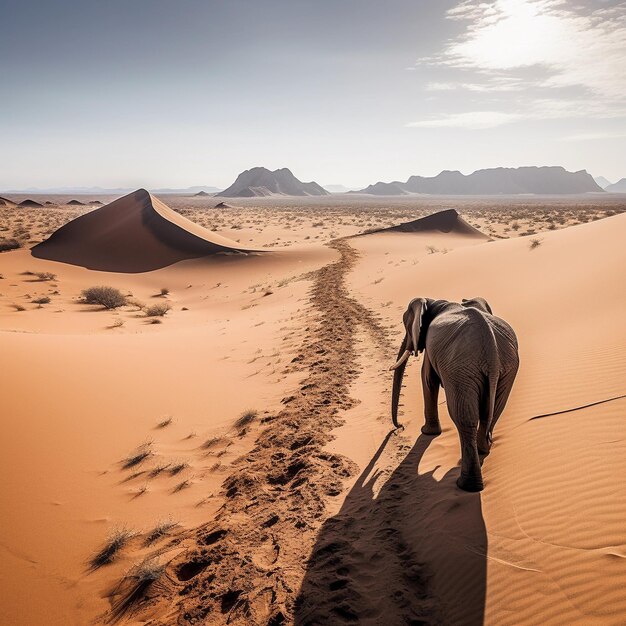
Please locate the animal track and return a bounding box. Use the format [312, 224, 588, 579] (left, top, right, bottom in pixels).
[104, 239, 390, 624]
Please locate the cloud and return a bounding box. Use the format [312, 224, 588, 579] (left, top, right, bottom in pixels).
[413, 0, 626, 125]
[560, 131, 626, 142]
[407, 98, 615, 129]
[407, 111, 522, 129]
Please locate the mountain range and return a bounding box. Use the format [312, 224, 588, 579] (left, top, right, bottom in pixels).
[594, 176, 612, 189]
[605, 178, 626, 193]
[3, 167, 616, 198]
[353, 167, 603, 195]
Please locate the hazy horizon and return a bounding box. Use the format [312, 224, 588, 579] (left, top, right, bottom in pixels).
[1, 0, 624, 188]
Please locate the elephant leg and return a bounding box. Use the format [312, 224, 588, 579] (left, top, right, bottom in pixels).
[477, 420, 490, 456]
[449, 391, 483, 491]
[457, 427, 483, 492]
[421, 353, 442, 436]
[488, 367, 518, 442]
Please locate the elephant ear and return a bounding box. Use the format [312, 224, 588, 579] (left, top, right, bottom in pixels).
[407, 297, 429, 353]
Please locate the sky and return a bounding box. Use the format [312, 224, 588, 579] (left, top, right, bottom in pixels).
[1, 0, 625, 189]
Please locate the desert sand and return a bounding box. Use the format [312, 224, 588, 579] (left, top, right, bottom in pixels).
[1, 191, 625, 625]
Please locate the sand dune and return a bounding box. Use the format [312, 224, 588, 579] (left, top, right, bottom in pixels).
[32, 188, 261, 272]
[361, 207, 488, 238]
[1, 198, 625, 625]
[0, 195, 16, 207]
[333, 212, 626, 625]
[18, 198, 44, 207]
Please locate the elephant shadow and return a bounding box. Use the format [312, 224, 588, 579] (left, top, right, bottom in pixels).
[294, 432, 487, 625]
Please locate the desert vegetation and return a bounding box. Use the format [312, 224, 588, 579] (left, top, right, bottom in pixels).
[144, 519, 178, 546]
[144, 302, 171, 317]
[82, 286, 127, 309]
[121, 442, 153, 469]
[0, 238, 21, 252]
[88, 527, 136, 571]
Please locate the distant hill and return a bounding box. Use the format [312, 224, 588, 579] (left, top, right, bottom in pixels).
[605, 178, 626, 193]
[594, 176, 612, 189]
[354, 167, 603, 195]
[194, 191, 210, 197]
[217, 167, 329, 197]
[323, 184, 361, 193]
[357, 181, 409, 196]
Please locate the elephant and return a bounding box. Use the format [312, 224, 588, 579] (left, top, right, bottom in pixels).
[390, 297, 519, 491]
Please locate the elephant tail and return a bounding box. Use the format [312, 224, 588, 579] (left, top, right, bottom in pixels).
[483, 326, 500, 434]
[486, 368, 499, 434]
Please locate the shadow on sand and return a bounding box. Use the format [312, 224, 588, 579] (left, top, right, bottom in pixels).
[294, 433, 487, 625]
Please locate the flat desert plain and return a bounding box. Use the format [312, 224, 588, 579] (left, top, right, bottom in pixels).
[1, 192, 626, 625]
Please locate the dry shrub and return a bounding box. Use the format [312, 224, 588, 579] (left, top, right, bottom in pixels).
[145, 302, 171, 317]
[0, 239, 21, 252]
[34, 271, 56, 281]
[82, 286, 127, 309]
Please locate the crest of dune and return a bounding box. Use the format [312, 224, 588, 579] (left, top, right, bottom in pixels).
[363, 208, 489, 238]
[32, 188, 260, 272]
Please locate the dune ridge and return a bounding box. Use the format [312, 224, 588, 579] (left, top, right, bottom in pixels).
[32, 188, 260, 272]
[360, 208, 488, 238]
[18, 199, 44, 207]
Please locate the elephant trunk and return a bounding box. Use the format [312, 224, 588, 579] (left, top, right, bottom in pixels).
[391, 334, 410, 428]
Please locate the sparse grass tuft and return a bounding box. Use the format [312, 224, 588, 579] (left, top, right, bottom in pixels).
[235, 409, 258, 429]
[148, 463, 171, 478]
[169, 461, 189, 475]
[13, 303, 26, 311]
[144, 519, 179, 546]
[202, 436, 223, 450]
[109, 557, 165, 620]
[159, 287, 169, 296]
[529, 238, 542, 250]
[32, 296, 51, 305]
[173, 479, 191, 492]
[82, 286, 127, 309]
[145, 302, 171, 317]
[156, 416, 173, 428]
[88, 527, 135, 571]
[121, 443, 153, 470]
